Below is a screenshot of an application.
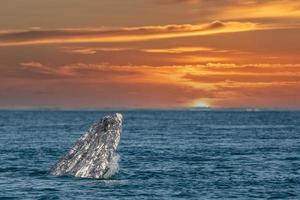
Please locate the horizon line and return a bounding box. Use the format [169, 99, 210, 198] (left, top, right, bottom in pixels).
[0, 106, 300, 111]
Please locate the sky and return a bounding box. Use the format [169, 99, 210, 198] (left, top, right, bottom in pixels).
[1, 0, 300, 109]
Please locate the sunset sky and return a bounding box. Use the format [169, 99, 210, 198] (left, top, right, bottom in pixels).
[1, 0, 300, 108]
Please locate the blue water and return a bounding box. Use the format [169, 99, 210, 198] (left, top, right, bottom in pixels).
[0, 110, 300, 199]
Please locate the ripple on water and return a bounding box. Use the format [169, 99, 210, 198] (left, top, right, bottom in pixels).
[0, 110, 300, 199]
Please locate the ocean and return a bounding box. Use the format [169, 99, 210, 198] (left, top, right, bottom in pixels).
[0, 110, 299, 199]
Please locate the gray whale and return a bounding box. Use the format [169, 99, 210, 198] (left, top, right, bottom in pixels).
[50, 113, 123, 178]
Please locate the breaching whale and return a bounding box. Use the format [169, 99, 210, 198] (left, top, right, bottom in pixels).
[50, 113, 123, 179]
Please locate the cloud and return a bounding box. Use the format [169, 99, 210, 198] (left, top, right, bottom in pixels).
[212, 83, 300, 108]
[142, 46, 215, 53]
[218, 0, 300, 20]
[19, 62, 63, 79]
[164, 0, 201, 4]
[21, 61, 45, 68]
[0, 78, 215, 108]
[161, 0, 300, 23]
[60, 47, 131, 55]
[0, 21, 263, 46]
[18, 62, 145, 80]
[183, 73, 300, 84]
[16, 62, 300, 86]
[1, 61, 300, 108]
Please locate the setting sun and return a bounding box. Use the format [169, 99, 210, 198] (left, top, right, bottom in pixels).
[189, 100, 210, 108]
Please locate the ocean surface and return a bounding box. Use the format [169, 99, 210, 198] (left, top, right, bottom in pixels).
[0, 110, 300, 199]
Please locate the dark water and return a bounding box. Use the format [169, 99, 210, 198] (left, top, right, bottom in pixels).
[0, 110, 300, 199]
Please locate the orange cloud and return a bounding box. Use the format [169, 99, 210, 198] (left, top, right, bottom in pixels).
[142, 46, 215, 53]
[218, 0, 300, 20]
[0, 21, 265, 46]
[2, 62, 300, 108]
[60, 47, 131, 55]
[17, 62, 300, 87]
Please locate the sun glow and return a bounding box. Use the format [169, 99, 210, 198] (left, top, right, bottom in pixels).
[189, 100, 210, 108]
